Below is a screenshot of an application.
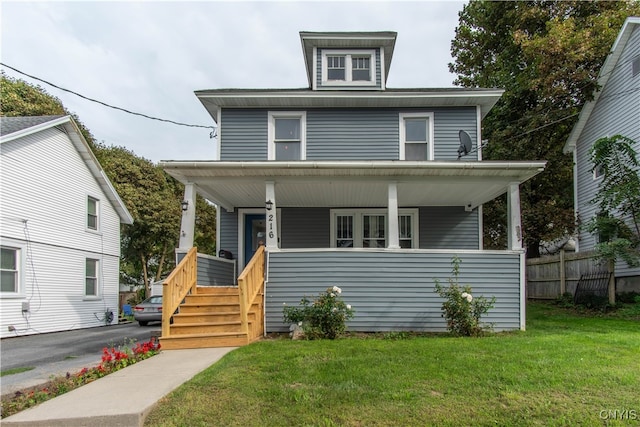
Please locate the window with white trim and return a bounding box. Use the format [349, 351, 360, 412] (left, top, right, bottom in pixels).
[321, 50, 376, 86]
[268, 112, 306, 160]
[1, 246, 19, 293]
[399, 113, 434, 160]
[85, 258, 99, 297]
[87, 196, 99, 231]
[593, 162, 604, 180]
[331, 209, 419, 248]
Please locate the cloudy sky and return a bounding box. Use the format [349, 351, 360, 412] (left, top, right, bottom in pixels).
[2, 1, 466, 163]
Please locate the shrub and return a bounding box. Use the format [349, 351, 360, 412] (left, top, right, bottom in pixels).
[283, 286, 355, 339]
[434, 257, 495, 337]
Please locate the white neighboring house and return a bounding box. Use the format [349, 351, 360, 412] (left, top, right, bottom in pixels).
[0, 115, 133, 338]
[564, 17, 640, 292]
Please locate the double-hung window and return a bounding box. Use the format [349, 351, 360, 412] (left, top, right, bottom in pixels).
[87, 196, 99, 231]
[322, 50, 376, 86]
[1, 246, 19, 293]
[268, 112, 306, 160]
[85, 258, 99, 297]
[399, 113, 434, 160]
[331, 209, 418, 248]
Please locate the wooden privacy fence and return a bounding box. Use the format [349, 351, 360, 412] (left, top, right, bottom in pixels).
[527, 250, 608, 299]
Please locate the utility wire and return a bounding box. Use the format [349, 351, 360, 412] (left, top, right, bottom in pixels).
[1, 62, 217, 135]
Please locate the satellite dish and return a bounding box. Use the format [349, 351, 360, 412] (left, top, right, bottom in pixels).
[457, 130, 472, 159]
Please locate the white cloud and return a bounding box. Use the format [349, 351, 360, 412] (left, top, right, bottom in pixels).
[1, 1, 465, 162]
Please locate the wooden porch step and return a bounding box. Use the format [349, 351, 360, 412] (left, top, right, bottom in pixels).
[184, 294, 240, 304]
[195, 286, 239, 295]
[179, 302, 241, 313]
[160, 332, 249, 350]
[169, 320, 246, 335]
[172, 311, 243, 324]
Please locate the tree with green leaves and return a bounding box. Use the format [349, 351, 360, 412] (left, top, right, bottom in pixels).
[449, 1, 640, 257]
[586, 135, 640, 268]
[1, 73, 217, 296]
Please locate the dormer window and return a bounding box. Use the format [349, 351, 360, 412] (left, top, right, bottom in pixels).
[321, 50, 376, 86]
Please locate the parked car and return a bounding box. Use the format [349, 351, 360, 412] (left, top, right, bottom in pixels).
[133, 296, 163, 326]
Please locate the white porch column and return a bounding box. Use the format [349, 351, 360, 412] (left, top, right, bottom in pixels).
[265, 181, 279, 249]
[507, 182, 523, 251]
[178, 183, 196, 250]
[388, 182, 400, 249]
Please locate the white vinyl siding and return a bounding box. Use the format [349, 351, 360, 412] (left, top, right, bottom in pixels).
[1, 246, 19, 293]
[268, 111, 306, 160]
[331, 209, 418, 248]
[399, 112, 434, 160]
[0, 125, 121, 337]
[321, 50, 376, 86]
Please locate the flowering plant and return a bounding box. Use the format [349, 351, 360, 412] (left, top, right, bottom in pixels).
[434, 257, 495, 337]
[283, 285, 355, 339]
[1, 338, 160, 418]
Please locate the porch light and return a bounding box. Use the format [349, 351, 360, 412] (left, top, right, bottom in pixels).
[181, 200, 189, 211]
[265, 200, 273, 211]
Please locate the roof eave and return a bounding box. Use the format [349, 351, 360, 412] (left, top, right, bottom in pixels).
[563, 17, 640, 153]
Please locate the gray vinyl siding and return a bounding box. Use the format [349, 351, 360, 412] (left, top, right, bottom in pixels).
[220, 109, 267, 160]
[266, 250, 522, 332]
[219, 107, 477, 161]
[219, 210, 238, 259]
[176, 252, 237, 286]
[316, 48, 382, 90]
[420, 207, 479, 249]
[196, 255, 236, 286]
[574, 25, 640, 277]
[306, 110, 398, 159]
[281, 208, 330, 248]
[434, 108, 478, 160]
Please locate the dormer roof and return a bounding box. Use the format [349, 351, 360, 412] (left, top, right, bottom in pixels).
[299, 31, 397, 88]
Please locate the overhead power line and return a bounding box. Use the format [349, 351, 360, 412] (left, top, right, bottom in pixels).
[1, 63, 217, 136]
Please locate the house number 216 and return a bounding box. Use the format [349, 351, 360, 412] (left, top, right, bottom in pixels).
[268, 214, 274, 239]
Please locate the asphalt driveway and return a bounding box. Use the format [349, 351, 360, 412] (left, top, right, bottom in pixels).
[1, 322, 159, 396]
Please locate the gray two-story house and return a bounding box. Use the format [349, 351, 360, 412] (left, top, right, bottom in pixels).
[159, 31, 546, 349]
[564, 17, 640, 293]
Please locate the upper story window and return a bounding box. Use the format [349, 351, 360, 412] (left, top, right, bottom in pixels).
[399, 112, 434, 160]
[87, 196, 99, 231]
[1, 246, 20, 294]
[593, 162, 604, 180]
[268, 111, 306, 161]
[321, 50, 376, 86]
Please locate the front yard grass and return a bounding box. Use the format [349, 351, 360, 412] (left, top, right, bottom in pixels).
[145, 302, 640, 426]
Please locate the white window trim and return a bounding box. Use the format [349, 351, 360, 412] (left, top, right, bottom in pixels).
[86, 195, 100, 233]
[330, 208, 419, 249]
[0, 244, 24, 297]
[267, 111, 307, 161]
[321, 49, 377, 86]
[593, 163, 604, 180]
[85, 258, 100, 298]
[399, 112, 435, 160]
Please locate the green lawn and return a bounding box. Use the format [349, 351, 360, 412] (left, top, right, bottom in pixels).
[145, 302, 640, 426]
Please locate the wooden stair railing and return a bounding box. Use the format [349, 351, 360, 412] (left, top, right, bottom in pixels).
[161, 247, 197, 340]
[237, 245, 265, 342]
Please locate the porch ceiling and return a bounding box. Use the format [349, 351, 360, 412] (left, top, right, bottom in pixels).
[160, 161, 546, 212]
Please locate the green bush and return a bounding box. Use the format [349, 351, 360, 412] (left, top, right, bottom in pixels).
[283, 286, 355, 339]
[434, 257, 495, 337]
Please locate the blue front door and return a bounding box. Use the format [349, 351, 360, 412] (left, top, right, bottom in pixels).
[244, 214, 266, 267]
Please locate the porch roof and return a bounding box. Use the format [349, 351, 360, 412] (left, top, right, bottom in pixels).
[160, 160, 546, 212]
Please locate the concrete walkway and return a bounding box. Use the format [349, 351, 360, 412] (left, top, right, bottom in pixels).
[2, 347, 236, 427]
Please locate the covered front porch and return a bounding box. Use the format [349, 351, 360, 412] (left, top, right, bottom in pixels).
[159, 160, 545, 347]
